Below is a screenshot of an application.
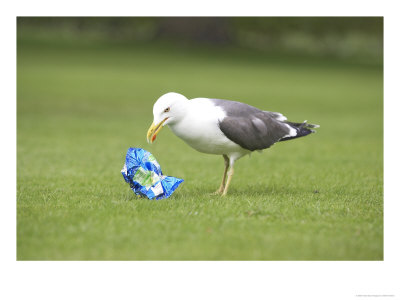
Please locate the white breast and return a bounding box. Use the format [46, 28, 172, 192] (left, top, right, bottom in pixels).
[168, 98, 245, 155]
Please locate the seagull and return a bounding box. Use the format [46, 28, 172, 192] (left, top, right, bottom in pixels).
[146, 92, 319, 196]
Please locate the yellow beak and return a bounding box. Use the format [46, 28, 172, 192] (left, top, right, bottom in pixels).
[146, 118, 168, 143]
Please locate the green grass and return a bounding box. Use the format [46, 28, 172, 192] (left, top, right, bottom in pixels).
[17, 36, 383, 260]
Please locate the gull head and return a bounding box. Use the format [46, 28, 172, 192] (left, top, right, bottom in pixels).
[147, 92, 188, 143]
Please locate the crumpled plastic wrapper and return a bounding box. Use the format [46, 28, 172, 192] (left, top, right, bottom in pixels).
[121, 148, 183, 200]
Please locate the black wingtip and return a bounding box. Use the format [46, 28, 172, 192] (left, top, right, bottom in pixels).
[279, 121, 319, 142]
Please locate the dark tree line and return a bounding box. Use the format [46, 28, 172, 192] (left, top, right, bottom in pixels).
[17, 17, 383, 59]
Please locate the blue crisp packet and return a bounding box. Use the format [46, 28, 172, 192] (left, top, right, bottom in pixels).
[121, 148, 183, 200]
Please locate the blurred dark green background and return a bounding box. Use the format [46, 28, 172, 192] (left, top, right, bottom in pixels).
[17, 17, 382, 64]
[17, 17, 383, 260]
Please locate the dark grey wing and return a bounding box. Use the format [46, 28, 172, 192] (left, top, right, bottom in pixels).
[218, 111, 293, 151]
[209, 98, 293, 151]
[210, 98, 261, 117]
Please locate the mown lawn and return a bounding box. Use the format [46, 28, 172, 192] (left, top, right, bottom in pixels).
[17, 36, 383, 260]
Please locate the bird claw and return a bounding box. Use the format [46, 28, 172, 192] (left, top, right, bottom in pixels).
[211, 188, 229, 196]
[211, 187, 225, 195]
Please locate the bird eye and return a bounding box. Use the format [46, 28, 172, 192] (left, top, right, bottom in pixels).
[164, 107, 170, 113]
